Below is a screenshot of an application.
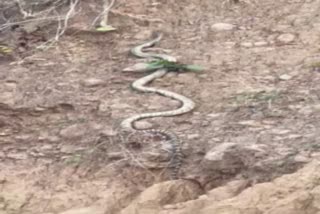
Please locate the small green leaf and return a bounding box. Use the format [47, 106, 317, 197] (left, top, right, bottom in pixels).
[0, 45, 12, 54]
[95, 25, 116, 32]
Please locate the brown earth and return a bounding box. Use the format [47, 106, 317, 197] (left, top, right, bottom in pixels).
[1, 0, 320, 213]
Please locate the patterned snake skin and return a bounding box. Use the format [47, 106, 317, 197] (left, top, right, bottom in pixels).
[121, 33, 195, 179]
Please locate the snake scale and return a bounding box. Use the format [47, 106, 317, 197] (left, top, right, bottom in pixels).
[121, 32, 195, 179]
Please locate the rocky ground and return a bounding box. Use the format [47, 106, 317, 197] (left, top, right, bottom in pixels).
[1, 0, 320, 213]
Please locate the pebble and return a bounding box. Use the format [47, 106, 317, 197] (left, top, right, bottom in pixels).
[279, 74, 292, 80]
[276, 33, 295, 44]
[7, 152, 28, 160]
[225, 42, 236, 48]
[271, 129, 291, 135]
[238, 120, 262, 127]
[207, 113, 221, 118]
[240, 42, 254, 48]
[187, 134, 200, 140]
[211, 23, 235, 31]
[81, 78, 105, 87]
[294, 155, 310, 163]
[254, 41, 268, 47]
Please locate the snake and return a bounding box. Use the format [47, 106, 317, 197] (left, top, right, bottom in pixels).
[121, 32, 195, 179]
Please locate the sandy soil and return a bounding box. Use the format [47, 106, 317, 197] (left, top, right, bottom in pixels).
[0, 0, 320, 213]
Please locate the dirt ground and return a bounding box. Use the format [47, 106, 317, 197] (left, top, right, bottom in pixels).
[1, 0, 320, 213]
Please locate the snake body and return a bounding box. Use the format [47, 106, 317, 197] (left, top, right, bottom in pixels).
[121, 33, 195, 179]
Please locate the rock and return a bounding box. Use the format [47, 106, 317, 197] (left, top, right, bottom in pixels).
[120, 180, 203, 214]
[294, 155, 310, 163]
[279, 74, 292, 80]
[81, 78, 105, 87]
[276, 33, 295, 44]
[211, 23, 235, 31]
[203, 143, 242, 171]
[119, 162, 320, 214]
[203, 143, 270, 172]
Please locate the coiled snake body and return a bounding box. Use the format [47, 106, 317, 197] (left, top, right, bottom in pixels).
[121, 33, 195, 179]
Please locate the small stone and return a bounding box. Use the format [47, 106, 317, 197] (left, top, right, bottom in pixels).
[203, 143, 240, 170]
[81, 78, 105, 87]
[240, 42, 254, 48]
[187, 134, 200, 140]
[277, 33, 295, 44]
[238, 120, 262, 127]
[208, 113, 221, 118]
[225, 42, 236, 48]
[279, 74, 292, 80]
[294, 155, 310, 163]
[134, 121, 153, 129]
[7, 152, 28, 160]
[271, 129, 291, 135]
[211, 23, 235, 31]
[254, 41, 268, 47]
[40, 144, 54, 150]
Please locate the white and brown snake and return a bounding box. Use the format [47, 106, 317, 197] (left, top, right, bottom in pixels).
[121, 32, 195, 179]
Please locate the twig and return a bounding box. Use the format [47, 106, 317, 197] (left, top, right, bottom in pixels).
[54, 0, 80, 40]
[15, 0, 33, 18]
[91, 0, 116, 27]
